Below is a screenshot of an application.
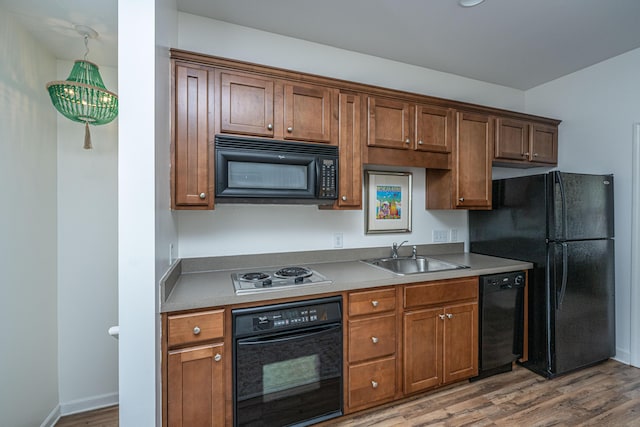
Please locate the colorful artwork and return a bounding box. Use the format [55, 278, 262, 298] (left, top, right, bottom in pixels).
[376, 185, 402, 220]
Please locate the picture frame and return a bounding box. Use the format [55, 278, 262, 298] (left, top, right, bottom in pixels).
[365, 171, 412, 234]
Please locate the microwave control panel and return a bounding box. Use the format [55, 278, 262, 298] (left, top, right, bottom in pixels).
[319, 158, 337, 199]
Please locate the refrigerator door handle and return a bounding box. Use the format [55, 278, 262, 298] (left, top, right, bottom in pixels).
[556, 171, 568, 241]
[557, 242, 568, 309]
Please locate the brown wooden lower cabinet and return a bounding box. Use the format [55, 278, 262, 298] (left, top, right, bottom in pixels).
[167, 343, 225, 427]
[163, 278, 481, 425]
[347, 356, 397, 409]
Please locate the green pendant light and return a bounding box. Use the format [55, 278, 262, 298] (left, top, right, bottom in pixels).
[46, 25, 118, 149]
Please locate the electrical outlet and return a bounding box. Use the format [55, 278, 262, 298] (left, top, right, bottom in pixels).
[450, 229, 458, 242]
[333, 232, 344, 248]
[432, 229, 449, 243]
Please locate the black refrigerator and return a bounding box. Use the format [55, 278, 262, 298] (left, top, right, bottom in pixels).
[469, 171, 615, 378]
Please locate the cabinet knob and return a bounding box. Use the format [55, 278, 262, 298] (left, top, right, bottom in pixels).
[418, 140, 424, 145]
[214, 353, 222, 362]
[371, 380, 379, 389]
[533, 153, 538, 157]
[523, 152, 530, 157]
[371, 300, 379, 307]
[287, 127, 293, 133]
[446, 313, 454, 319]
[459, 197, 464, 202]
[439, 314, 445, 320]
[267, 123, 273, 130]
[193, 326, 201, 335]
[199, 193, 206, 199]
[371, 336, 379, 344]
[405, 138, 410, 144]
[342, 196, 347, 201]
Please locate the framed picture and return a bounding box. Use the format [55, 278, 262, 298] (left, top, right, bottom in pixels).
[365, 171, 412, 234]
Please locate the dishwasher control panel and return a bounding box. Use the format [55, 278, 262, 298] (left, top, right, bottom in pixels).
[481, 271, 525, 292]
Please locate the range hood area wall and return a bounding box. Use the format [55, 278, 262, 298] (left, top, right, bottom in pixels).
[176, 167, 468, 258]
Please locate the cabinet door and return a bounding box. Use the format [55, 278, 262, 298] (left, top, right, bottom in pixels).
[368, 97, 412, 149]
[403, 308, 443, 394]
[283, 82, 332, 143]
[442, 303, 478, 384]
[174, 65, 210, 208]
[416, 105, 452, 153]
[337, 92, 362, 208]
[455, 112, 493, 209]
[530, 123, 558, 164]
[220, 72, 274, 137]
[495, 118, 529, 161]
[168, 343, 225, 427]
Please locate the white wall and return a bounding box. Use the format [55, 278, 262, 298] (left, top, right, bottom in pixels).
[118, 0, 178, 425]
[0, 8, 59, 427]
[525, 47, 640, 364]
[176, 14, 525, 258]
[56, 60, 119, 412]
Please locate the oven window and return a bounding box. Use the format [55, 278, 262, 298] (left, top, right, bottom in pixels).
[263, 354, 320, 400]
[228, 161, 307, 190]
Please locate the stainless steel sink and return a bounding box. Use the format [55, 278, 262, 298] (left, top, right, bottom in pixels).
[361, 256, 468, 275]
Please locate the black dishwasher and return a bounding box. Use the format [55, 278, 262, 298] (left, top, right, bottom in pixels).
[475, 271, 525, 380]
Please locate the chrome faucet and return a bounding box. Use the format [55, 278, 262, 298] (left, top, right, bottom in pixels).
[391, 240, 408, 259]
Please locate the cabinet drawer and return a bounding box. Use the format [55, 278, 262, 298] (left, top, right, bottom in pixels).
[349, 288, 396, 316]
[404, 277, 478, 309]
[349, 313, 396, 363]
[168, 309, 224, 347]
[348, 356, 396, 409]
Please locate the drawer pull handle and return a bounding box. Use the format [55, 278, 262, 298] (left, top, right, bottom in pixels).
[371, 336, 379, 344]
[371, 300, 379, 307]
[193, 326, 201, 335]
[371, 380, 379, 389]
[439, 314, 445, 320]
[214, 353, 222, 362]
[446, 313, 454, 319]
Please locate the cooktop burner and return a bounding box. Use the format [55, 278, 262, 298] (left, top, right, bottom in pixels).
[232, 266, 332, 294]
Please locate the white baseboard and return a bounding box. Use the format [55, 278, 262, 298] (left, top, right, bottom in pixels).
[40, 393, 118, 426]
[614, 348, 631, 365]
[60, 392, 119, 416]
[41, 405, 61, 427]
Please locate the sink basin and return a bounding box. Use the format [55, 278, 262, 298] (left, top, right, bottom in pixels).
[361, 256, 468, 275]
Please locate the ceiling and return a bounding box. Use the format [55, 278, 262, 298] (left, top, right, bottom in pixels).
[3, 0, 640, 90]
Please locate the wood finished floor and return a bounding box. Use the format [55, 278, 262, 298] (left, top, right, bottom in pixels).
[55, 360, 640, 427]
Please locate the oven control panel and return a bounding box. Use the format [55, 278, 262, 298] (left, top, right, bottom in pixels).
[233, 297, 342, 336]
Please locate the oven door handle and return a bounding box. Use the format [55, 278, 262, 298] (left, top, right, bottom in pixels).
[237, 323, 340, 345]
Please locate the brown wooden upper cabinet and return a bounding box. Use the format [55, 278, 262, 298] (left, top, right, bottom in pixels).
[367, 97, 412, 149]
[336, 92, 363, 209]
[368, 97, 452, 153]
[495, 118, 558, 166]
[220, 71, 275, 137]
[455, 112, 493, 209]
[172, 63, 213, 210]
[283, 82, 333, 143]
[219, 70, 334, 144]
[415, 105, 453, 153]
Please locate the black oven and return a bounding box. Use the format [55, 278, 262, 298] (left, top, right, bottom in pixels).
[215, 134, 338, 204]
[232, 296, 343, 427]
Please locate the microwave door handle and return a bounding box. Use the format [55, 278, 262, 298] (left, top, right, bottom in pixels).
[315, 159, 321, 197]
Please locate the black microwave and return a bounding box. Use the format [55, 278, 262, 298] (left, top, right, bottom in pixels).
[215, 135, 338, 204]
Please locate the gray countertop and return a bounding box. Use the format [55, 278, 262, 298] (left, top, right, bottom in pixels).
[160, 243, 533, 313]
